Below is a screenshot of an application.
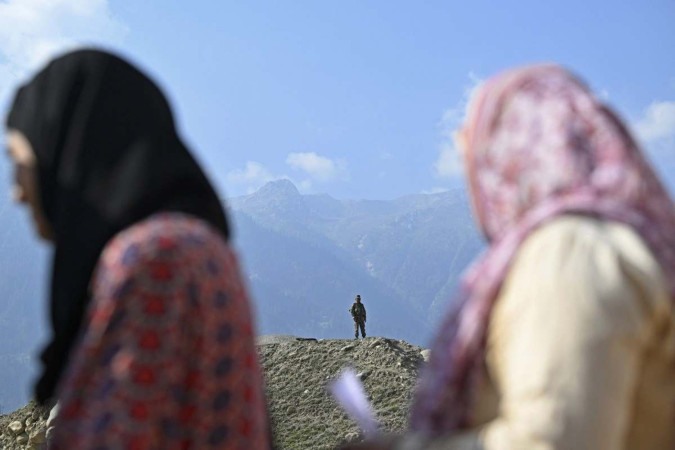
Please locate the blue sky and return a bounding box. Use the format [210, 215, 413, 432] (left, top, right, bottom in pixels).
[1, 0, 674, 201]
[0, 0, 672, 407]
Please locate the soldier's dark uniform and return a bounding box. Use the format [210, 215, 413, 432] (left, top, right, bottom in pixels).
[350, 295, 367, 339]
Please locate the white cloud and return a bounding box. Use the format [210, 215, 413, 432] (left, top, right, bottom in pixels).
[225, 161, 282, 194]
[434, 72, 484, 178]
[0, 0, 128, 104]
[630, 99, 675, 196]
[434, 140, 464, 178]
[225, 160, 338, 195]
[286, 152, 348, 182]
[297, 179, 313, 191]
[633, 101, 675, 145]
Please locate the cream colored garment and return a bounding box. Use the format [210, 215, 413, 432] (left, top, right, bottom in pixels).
[398, 216, 675, 450]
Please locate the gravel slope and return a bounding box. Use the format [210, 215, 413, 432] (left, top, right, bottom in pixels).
[259, 336, 425, 450]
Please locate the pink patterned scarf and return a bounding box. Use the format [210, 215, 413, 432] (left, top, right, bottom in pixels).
[410, 65, 675, 434]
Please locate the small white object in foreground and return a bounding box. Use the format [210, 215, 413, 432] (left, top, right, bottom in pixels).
[329, 367, 381, 438]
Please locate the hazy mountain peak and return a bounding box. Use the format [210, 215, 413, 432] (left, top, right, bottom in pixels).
[256, 179, 301, 198]
[232, 179, 308, 223]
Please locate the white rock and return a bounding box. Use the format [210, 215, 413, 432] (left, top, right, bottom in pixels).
[16, 433, 29, 444]
[8, 421, 24, 435]
[420, 349, 431, 362]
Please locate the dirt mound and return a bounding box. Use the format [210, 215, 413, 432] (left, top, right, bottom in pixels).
[259, 336, 425, 450]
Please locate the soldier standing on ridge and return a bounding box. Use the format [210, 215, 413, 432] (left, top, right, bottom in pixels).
[350, 295, 367, 339]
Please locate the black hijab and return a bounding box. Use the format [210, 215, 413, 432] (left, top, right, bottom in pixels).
[6, 49, 229, 404]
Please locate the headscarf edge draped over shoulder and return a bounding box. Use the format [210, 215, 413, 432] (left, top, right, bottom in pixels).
[6, 48, 229, 404]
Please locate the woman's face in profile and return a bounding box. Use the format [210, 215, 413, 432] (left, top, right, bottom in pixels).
[5, 130, 54, 241]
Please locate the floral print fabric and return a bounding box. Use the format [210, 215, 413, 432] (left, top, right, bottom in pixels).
[49, 213, 269, 449]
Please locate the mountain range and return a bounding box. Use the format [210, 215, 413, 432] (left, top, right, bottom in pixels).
[229, 179, 485, 345]
[0, 179, 484, 411]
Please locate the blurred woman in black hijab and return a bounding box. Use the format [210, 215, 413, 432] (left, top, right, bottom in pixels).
[6, 49, 270, 448]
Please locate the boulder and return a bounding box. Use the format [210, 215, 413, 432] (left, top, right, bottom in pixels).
[8, 420, 24, 435]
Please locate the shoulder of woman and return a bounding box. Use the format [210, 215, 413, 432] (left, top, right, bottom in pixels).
[522, 215, 664, 279]
[98, 213, 226, 270]
[508, 214, 671, 320]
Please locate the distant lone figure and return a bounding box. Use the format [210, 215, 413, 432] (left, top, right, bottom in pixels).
[350, 295, 367, 339]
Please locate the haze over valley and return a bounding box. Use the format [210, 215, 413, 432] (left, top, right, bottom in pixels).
[0, 180, 483, 411]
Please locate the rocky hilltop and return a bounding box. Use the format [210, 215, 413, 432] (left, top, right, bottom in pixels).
[0, 336, 427, 450]
[0, 401, 50, 449]
[259, 335, 426, 449]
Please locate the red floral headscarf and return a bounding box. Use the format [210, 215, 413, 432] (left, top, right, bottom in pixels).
[410, 64, 675, 434]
